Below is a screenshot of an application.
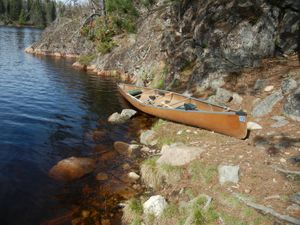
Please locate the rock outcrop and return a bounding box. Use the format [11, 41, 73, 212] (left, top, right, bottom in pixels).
[284, 87, 300, 121]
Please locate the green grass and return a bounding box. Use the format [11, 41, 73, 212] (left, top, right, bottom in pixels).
[188, 161, 217, 184]
[122, 198, 143, 224]
[78, 54, 95, 65]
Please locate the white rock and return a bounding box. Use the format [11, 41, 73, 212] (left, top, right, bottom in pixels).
[218, 165, 240, 185]
[264, 85, 274, 92]
[157, 144, 204, 166]
[120, 109, 137, 118]
[128, 172, 140, 180]
[143, 195, 168, 217]
[247, 122, 262, 130]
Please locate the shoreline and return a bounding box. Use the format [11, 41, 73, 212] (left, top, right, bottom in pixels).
[24, 46, 300, 225]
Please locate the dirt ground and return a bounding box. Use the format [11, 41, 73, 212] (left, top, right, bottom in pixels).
[134, 55, 300, 224]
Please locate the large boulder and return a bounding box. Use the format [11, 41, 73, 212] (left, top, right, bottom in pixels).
[252, 91, 283, 117]
[143, 195, 168, 217]
[157, 144, 204, 166]
[283, 87, 300, 121]
[49, 157, 96, 182]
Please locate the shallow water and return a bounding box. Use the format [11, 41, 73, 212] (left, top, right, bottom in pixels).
[0, 26, 141, 225]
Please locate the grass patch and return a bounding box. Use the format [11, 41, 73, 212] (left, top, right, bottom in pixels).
[78, 54, 95, 65]
[160, 163, 183, 185]
[140, 157, 163, 190]
[188, 161, 217, 184]
[122, 198, 143, 224]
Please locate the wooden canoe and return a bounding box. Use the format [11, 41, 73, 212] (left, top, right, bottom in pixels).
[118, 83, 248, 139]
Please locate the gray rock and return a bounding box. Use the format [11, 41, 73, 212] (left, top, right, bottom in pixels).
[143, 195, 168, 217]
[247, 122, 262, 130]
[108, 109, 137, 124]
[287, 156, 300, 165]
[120, 109, 137, 118]
[290, 192, 300, 205]
[218, 165, 240, 185]
[281, 78, 297, 94]
[140, 130, 157, 146]
[216, 88, 233, 102]
[283, 87, 300, 121]
[252, 91, 283, 117]
[254, 79, 266, 91]
[157, 144, 204, 166]
[232, 93, 243, 104]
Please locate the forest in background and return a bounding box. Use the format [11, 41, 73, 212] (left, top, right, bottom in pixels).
[0, 0, 58, 27]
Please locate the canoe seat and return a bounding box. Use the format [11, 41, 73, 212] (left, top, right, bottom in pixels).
[128, 89, 142, 96]
[176, 103, 197, 111]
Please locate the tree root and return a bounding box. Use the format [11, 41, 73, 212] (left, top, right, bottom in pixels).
[234, 193, 300, 225]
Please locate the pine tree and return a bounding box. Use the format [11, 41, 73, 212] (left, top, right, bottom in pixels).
[0, 0, 4, 14]
[18, 8, 26, 24]
[9, 0, 22, 20]
[30, 0, 45, 27]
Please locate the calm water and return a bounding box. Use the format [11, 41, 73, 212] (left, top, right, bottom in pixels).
[0, 26, 139, 225]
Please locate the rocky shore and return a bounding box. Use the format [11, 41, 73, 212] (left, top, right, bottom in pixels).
[23, 0, 300, 224]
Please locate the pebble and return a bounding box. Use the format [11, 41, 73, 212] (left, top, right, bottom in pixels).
[122, 163, 130, 170]
[244, 189, 251, 194]
[128, 172, 140, 181]
[186, 129, 191, 133]
[96, 172, 109, 181]
[280, 158, 286, 163]
[177, 130, 183, 135]
[264, 85, 274, 92]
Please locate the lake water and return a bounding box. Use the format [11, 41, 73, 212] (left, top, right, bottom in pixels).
[0, 26, 145, 225]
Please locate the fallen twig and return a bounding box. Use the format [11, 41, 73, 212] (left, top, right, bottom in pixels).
[234, 193, 300, 225]
[273, 166, 300, 177]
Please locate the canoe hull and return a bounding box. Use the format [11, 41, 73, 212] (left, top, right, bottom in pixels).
[118, 84, 248, 139]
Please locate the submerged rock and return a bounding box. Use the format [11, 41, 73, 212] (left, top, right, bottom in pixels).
[143, 195, 168, 217]
[157, 144, 204, 166]
[218, 165, 240, 185]
[49, 157, 96, 182]
[96, 172, 109, 181]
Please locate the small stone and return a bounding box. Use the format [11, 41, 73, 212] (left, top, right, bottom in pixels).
[186, 129, 191, 133]
[108, 109, 137, 124]
[280, 158, 286, 163]
[101, 219, 111, 225]
[122, 163, 130, 170]
[254, 79, 266, 91]
[96, 172, 108, 181]
[247, 122, 262, 130]
[218, 165, 240, 185]
[114, 141, 131, 156]
[81, 210, 90, 218]
[128, 172, 140, 181]
[143, 195, 168, 217]
[244, 189, 251, 194]
[141, 146, 151, 152]
[264, 85, 274, 92]
[177, 130, 183, 135]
